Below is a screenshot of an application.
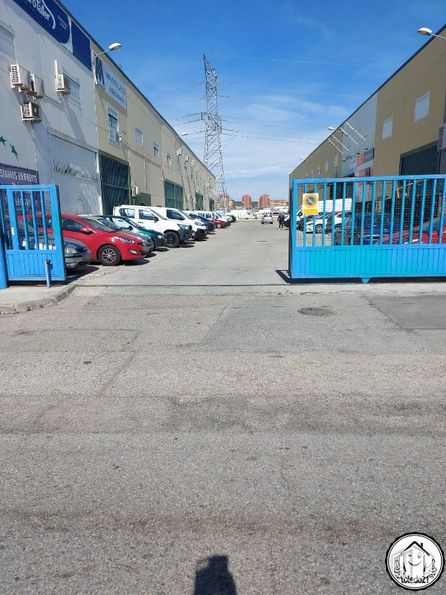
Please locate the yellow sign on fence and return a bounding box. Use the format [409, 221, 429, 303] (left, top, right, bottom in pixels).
[302, 193, 319, 216]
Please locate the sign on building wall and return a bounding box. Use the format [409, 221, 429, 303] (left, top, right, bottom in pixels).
[94, 56, 127, 110]
[0, 162, 39, 185]
[12, 0, 91, 69]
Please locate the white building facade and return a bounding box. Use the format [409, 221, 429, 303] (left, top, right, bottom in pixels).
[0, 0, 101, 213]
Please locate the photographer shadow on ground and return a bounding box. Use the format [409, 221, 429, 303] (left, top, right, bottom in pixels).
[193, 555, 237, 595]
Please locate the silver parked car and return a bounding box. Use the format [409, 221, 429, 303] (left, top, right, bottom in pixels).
[261, 213, 274, 224]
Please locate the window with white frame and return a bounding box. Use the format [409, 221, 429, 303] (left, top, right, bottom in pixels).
[153, 143, 159, 157]
[382, 116, 393, 139]
[0, 23, 15, 63]
[135, 128, 143, 147]
[414, 92, 430, 122]
[166, 153, 172, 165]
[108, 108, 120, 146]
[66, 76, 81, 109]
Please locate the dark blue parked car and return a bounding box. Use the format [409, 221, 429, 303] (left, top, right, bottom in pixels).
[334, 213, 395, 245]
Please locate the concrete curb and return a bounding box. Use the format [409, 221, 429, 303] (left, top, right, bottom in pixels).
[0, 283, 76, 315]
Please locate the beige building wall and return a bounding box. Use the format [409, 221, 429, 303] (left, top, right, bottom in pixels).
[93, 44, 215, 209]
[374, 29, 446, 175]
[290, 26, 446, 186]
[93, 44, 128, 165]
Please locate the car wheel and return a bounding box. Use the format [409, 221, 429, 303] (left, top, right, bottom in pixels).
[261, 221, 264, 224]
[98, 244, 121, 266]
[164, 231, 180, 248]
[315, 224, 323, 233]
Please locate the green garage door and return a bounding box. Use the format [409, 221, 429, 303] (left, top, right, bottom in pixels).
[99, 154, 130, 213]
[400, 143, 439, 175]
[164, 181, 183, 209]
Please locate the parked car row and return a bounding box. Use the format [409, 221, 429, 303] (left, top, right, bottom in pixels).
[59, 207, 235, 271]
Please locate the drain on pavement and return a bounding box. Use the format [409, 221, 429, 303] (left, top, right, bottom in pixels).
[297, 307, 334, 317]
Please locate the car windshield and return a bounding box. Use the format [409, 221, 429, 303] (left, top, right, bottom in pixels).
[96, 217, 121, 231]
[81, 217, 114, 232]
[114, 216, 144, 230]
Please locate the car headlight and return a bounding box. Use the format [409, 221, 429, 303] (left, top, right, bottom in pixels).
[178, 224, 189, 230]
[114, 236, 135, 244]
[65, 246, 79, 255]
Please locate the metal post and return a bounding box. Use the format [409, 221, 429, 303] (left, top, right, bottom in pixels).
[45, 258, 52, 288]
[0, 232, 7, 289]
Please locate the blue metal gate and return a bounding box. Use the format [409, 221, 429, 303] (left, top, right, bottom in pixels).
[0, 185, 66, 287]
[289, 175, 446, 282]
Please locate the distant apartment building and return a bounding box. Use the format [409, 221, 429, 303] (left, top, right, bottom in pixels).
[242, 194, 252, 209]
[258, 194, 271, 209]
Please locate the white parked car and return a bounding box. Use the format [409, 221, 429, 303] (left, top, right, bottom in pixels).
[261, 213, 274, 224]
[113, 205, 191, 248]
[149, 207, 207, 240]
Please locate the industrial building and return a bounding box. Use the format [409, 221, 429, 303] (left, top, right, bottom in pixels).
[290, 25, 446, 184]
[0, 0, 215, 214]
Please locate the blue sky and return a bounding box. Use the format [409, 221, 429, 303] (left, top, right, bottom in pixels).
[65, 0, 445, 201]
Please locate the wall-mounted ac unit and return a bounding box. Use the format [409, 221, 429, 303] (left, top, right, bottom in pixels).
[176, 148, 182, 156]
[438, 124, 446, 151]
[55, 73, 70, 94]
[190, 159, 195, 166]
[185, 155, 189, 162]
[29, 74, 45, 98]
[21, 102, 41, 123]
[10, 64, 31, 90]
[131, 185, 140, 197]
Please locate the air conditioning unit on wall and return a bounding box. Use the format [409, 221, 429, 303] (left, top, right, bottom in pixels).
[10, 64, 31, 91]
[29, 74, 45, 98]
[176, 148, 182, 156]
[55, 73, 70, 94]
[21, 102, 41, 123]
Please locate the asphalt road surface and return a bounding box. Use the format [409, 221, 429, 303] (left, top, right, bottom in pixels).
[1, 220, 445, 594]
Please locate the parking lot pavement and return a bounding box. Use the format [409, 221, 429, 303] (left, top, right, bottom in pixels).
[1, 220, 446, 594]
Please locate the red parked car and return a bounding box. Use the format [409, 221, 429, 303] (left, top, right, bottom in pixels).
[212, 218, 228, 228]
[381, 217, 446, 245]
[61, 214, 149, 265]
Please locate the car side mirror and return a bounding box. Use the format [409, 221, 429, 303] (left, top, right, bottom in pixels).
[80, 227, 92, 234]
[127, 225, 133, 230]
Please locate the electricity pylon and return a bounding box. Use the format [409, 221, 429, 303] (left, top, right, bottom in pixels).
[202, 55, 227, 208]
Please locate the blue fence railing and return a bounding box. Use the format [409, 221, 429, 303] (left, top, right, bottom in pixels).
[288, 175, 446, 282]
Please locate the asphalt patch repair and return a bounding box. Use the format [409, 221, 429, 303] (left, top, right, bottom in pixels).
[367, 295, 446, 330]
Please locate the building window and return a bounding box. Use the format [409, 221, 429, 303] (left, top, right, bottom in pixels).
[108, 109, 120, 146]
[0, 23, 15, 63]
[414, 92, 430, 122]
[135, 128, 143, 147]
[153, 143, 159, 157]
[382, 116, 393, 139]
[324, 160, 328, 172]
[166, 153, 172, 165]
[67, 76, 81, 109]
